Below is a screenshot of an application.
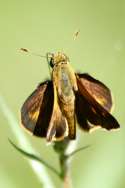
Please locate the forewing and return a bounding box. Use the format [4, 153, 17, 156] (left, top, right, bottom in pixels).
[21, 81, 54, 137]
[46, 105, 68, 142]
[77, 73, 112, 112]
[76, 76, 120, 131]
[46, 83, 68, 142]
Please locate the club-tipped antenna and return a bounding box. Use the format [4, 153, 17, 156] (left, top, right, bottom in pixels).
[73, 29, 80, 40]
[20, 48, 53, 78]
[20, 48, 46, 58]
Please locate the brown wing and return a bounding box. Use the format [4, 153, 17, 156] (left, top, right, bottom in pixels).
[21, 81, 54, 137]
[75, 75, 120, 132]
[46, 83, 68, 142]
[75, 91, 97, 131]
[76, 73, 112, 112]
[46, 107, 68, 142]
[21, 81, 68, 141]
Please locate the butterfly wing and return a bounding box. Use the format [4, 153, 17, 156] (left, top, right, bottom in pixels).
[46, 83, 68, 142]
[75, 74, 120, 132]
[21, 81, 54, 137]
[21, 80, 68, 141]
[77, 73, 113, 112]
[75, 91, 97, 131]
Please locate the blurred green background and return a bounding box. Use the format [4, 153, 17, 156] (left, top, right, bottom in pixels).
[0, 0, 124, 187]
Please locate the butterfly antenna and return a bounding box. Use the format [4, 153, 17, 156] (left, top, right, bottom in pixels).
[73, 29, 80, 40]
[20, 48, 46, 58]
[20, 48, 52, 78]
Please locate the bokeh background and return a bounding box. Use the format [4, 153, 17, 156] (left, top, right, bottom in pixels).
[0, 0, 124, 188]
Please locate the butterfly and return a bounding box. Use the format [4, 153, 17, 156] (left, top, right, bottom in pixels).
[21, 52, 120, 142]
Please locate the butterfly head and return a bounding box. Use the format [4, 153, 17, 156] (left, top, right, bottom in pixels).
[47, 52, 69, 68]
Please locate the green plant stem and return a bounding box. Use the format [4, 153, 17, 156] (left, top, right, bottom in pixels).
[53, 138, 72, 188]
[9, 137, 89, 188]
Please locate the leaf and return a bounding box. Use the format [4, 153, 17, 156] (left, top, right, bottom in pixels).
[9, 139, 61, 178]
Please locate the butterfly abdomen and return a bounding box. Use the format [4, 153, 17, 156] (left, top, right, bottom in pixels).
[56, 65, 76, 139]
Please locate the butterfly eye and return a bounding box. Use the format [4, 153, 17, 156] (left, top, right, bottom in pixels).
[49, 58, 54, 68]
